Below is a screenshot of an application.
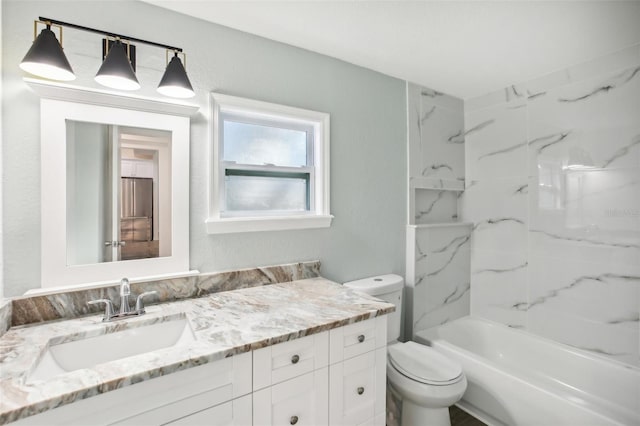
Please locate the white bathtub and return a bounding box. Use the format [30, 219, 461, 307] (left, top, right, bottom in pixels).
[415, 316, 640, 426]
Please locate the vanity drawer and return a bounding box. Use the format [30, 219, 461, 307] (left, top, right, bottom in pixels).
[253, 331, 328, 390]
[329, 317, 386, 364]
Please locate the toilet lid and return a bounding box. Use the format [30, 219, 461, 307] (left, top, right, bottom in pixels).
[388, 341, 462, 385]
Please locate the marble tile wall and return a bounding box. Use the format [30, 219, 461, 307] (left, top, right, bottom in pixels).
[406, 225, 471, 336]
[462, 44, 640, 366]
[7, 261, 321, 327]
[407, 83, 465, 187]
[406, 83, 469, 337]
[407, 83, 466, 224]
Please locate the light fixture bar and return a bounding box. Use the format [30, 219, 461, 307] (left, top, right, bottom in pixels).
[39, 16, 183, 52]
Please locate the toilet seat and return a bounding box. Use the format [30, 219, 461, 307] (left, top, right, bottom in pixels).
[388, 341, 462, 386]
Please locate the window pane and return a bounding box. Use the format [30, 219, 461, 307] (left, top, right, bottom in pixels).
[225, 174, 308, 212]
[223, 120, 308, 167]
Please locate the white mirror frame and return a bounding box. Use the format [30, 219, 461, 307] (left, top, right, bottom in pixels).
[29, 79, 196, 288]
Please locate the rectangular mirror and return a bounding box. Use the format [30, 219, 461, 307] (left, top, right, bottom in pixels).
[37, 87, 192, 289]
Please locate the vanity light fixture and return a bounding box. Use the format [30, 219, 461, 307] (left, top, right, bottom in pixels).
[19, 20, 75, 81]
[20, 17, 195, 98]
[94, 38, 140, 91]
[157, 51, 195, 98]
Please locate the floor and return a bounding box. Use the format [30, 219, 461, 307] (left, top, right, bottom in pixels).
[450, 406, 487, 426]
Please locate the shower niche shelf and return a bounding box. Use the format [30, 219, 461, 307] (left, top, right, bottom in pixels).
[410, 178, 465, 226]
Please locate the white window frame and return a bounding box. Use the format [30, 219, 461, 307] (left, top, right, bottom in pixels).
[207, 93, 332, 234]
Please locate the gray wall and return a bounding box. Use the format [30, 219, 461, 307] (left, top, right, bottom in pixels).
[1, 0, 407, 296]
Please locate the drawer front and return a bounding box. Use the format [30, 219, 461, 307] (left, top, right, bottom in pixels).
[166, 394, 252, 426]
[253, 368, 329, 426]
[253, 331, 328, 390]
[329, 317, 386, 364]
[329, 348, 387, 426]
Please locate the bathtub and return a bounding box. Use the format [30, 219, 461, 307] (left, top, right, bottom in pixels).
[415, 316, 640, 426]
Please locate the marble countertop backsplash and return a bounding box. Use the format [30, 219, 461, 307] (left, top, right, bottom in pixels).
[5, 261, 321, 329]
[0, 276, 394, 424]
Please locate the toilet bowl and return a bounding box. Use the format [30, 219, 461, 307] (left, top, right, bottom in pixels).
[343, 275, 467, 426]
[387, 341, 467, 426]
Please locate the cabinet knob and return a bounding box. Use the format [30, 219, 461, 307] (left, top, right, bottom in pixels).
[357, 334, 365, 343]
[291, 354, 300, 364]
[290, 415, 299, 425]
[357, 386, 365, 395]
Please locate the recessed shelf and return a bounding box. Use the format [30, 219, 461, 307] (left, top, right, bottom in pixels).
[408, 222, 473, 229]
[410, 176, 465, 191]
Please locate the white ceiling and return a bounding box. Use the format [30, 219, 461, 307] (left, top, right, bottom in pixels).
[142, 1, 640, 99]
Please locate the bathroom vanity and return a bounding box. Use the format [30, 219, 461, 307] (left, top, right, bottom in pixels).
[0, 278, 393, 425]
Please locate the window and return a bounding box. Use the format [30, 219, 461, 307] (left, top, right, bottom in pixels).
[207, 93, 332, 234]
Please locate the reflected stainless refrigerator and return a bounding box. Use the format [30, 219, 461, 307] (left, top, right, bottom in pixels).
[120, 177, 156, 260]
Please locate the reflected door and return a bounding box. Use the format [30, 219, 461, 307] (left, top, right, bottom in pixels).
[66, 121, 118, 265]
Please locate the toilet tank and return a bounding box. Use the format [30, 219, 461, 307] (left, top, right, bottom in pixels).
[343, 274, 404, 343]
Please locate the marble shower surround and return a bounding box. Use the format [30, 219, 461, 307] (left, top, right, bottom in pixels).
[406, 224, 471, 337]
[6, 261, 321, 328]
[0, 277, 394, 423]
[462, 44, 640, 366]
[405, 82, 469, 335]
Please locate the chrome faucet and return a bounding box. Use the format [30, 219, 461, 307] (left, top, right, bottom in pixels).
[120, 278, 131, 315]
[88, 278, 158, 322]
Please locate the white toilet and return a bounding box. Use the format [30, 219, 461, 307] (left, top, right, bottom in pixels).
[344, 275, 467, 426]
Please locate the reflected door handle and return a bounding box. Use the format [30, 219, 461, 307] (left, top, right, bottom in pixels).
[105, 241, 126, 247]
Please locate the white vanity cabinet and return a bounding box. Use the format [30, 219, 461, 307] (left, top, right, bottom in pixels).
[11, 317, 388, 426]
[253, 332, 329, 426]
[252, 317, 388, 426]
[328, 317, 388, 426]
[13, 353, 252, 426]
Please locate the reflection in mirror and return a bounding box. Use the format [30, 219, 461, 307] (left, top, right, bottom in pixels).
[66, 121, 171, 266]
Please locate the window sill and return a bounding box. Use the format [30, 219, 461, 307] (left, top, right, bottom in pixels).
[205, 214, 334, 234]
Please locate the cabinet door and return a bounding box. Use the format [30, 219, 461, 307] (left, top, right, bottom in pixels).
[166, 394, 252, 426]
[254, 368, 328, 426]
[329, 348, 386, 426]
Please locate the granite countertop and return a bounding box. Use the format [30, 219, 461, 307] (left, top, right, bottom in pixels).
[0, 277, 394, 424]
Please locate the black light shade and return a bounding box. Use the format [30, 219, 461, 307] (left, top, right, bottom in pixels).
[157, 53, 195, 98]
[20, 27, 75, 81]
[95, 40, 140, 91]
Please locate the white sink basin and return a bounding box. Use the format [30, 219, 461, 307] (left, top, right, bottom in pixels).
[28, 316, 196, 383]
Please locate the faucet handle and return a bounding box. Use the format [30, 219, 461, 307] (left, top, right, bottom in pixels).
[135, 291, 158, 313]
[88, 299, 115, 321]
